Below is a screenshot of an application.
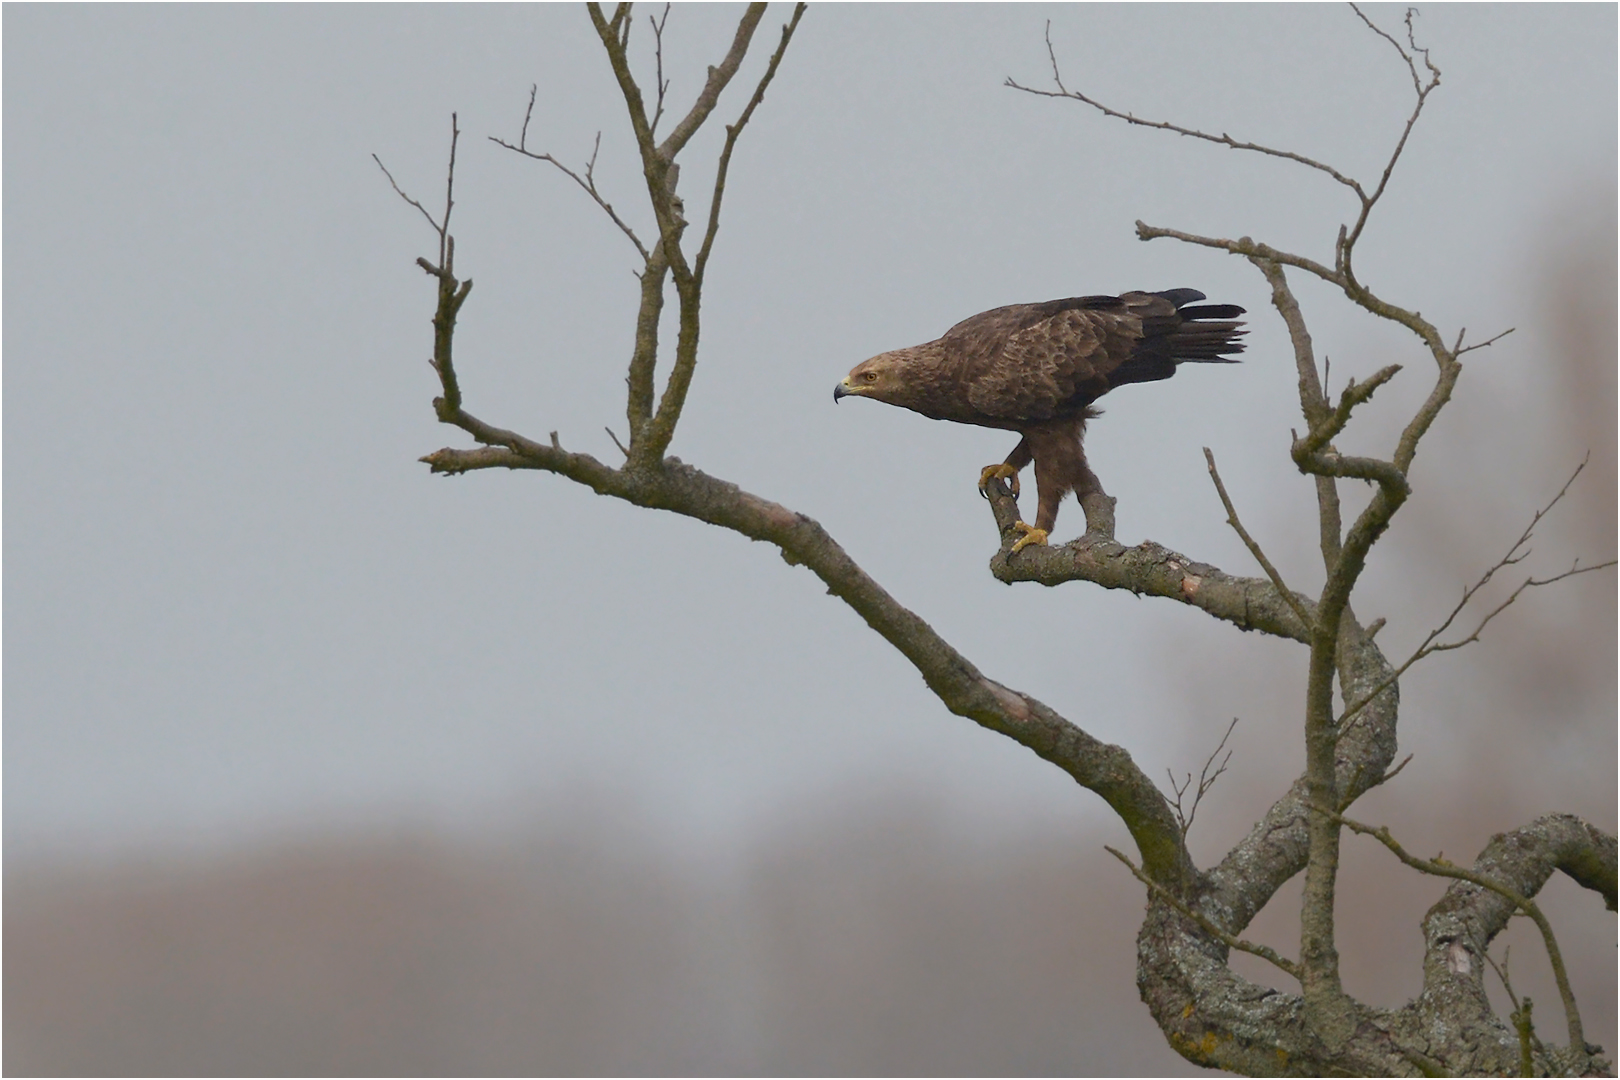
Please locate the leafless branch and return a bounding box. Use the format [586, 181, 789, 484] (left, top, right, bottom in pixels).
[491, 103, 650, 260]
[641, 2, 806, 464]
[654, 2, 767, 163]
[1483, 948, 1544, 1077]
[694, 2, 807, 285]
[1204, 449, 1313, 632]
[372, 156, 441, 236]
[1339, 6, 1443, 312]
[1137, 223, 1346, 288]
[1007, 22, 1366, 195]
[1339, 456, 1616, 726]
[1248, 259, 1345, 573]
[1454, 324, 1516, 357]
[518, 81, 537, 151]
[1031, 7, 1457, 373]
[1166, 717, 1238, 836]
[379, 119, 470, 413]
[1292, 364, 1402, 459]
[1106, 845, 1300, 981]
[1331, 808, 1587, 1063]
[648, 4, 672, 135]
[374, 113, 459, 271]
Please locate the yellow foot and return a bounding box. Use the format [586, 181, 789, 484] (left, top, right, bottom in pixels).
[1009, 522, 1048, 553]
[978, 463, 1021, 499]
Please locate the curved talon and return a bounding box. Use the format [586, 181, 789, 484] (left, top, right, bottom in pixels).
[978, 463, 1021, 499]
[1009, 522, 1048, 553]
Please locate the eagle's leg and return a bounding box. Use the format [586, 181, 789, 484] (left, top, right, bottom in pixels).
[984, 438, 1047, 552]
[979, 437, 1032, 499]
[1073, 461, 1116, 541]
[1012, 443, 1073, 554]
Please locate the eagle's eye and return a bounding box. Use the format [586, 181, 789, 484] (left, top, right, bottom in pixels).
[862, 371, 878, 383]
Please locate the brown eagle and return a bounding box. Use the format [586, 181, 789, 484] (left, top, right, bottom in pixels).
[835, 289, 1245, 551]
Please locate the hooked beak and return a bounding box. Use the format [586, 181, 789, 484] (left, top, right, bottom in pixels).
[834, 379, 852, 403]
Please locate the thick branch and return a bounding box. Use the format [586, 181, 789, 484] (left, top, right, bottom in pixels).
[426, 433, 1195, 887]
[1108, 845, 1300, 982]
[981, 477, 1312, 644]
[641, 2, 806, 464]
[1409, 814, 1616, 1072]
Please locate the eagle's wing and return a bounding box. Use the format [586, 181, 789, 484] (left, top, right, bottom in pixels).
[958, 296, 1143, 420]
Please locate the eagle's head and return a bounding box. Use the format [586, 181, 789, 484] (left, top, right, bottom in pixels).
[834, 350, 910, 405]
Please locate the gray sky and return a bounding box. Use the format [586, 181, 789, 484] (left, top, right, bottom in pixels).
[6, 3, 1615, 868]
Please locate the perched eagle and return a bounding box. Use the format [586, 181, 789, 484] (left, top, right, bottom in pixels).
[835, 289, 1246, 551]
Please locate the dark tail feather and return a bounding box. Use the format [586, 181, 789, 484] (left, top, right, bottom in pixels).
[1118, 292, 1247, 384]
[1178, 303, 1246, 321]
[1173, 318, 1247, 362]
[1151, 287, 1207, 308]
[1169, 294, 1246, 363]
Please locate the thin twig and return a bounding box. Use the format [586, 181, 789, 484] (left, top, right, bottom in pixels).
[1008, 22, 1365, 195]
[1204, 449, 1313, 632]
[648, 3, 672, 135]
[373, 155, 443, 235]
[374, 114, 459, 273]
[1167, 718, 1239, 836]
[439, 115, 458, 270]
[1483, 948, 1543, 1077]
[1455, 326, 1515, 357]
[1339, 6, 1442, 318]
[1139, 223, 1347, 289]
[519, 83, 538, 149]
[641, 2, 806, 464]
[491, 127, 651, 260]
[1105, 845, 1301, 981]
[1340, 456, 1616, 727]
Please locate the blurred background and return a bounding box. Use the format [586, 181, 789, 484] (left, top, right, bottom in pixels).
[5, 5, 1613, 1075]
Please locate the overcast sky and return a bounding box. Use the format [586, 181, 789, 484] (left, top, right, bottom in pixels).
[6, 4, 1615, 868]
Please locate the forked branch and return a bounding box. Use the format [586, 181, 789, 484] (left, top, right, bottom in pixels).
[1332, 809, 1590, 1067]
[1166, 717, 1239, 837]
[491, 95, 650, 260]
[373, 112, 459, 273]
[1107, 844, 1300, 981]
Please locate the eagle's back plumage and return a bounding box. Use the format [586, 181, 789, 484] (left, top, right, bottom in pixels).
[948, 290, 1244, 423]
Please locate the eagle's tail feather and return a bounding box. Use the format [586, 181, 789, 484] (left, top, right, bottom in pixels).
[1115, 293, 1247, 384]
[1177, 303, 1246, 321]
[1150, 287, 1208, 307]
[1171, 320, 1248, 363]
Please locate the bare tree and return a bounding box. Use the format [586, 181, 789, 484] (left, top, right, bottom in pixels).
[385, 5, 1615, 1074]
